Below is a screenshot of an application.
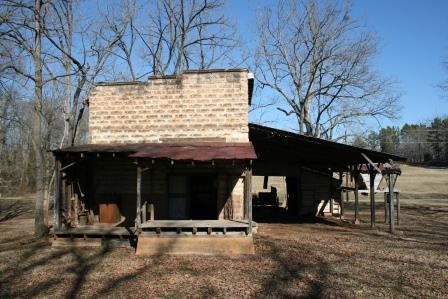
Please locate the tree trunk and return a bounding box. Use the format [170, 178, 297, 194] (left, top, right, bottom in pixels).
[61, 0, 73, 148]
[33, 0, 48, 238]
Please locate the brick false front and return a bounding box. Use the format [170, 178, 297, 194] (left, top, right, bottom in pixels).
[88, 69, 250, 144]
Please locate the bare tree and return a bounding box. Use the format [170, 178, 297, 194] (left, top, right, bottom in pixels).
[254, 0, 400, 139]
[0, 0, 133, 236]
[43, 0, 133, 146]
[134, 0, 238, 76]
[0, 0, 48, 236]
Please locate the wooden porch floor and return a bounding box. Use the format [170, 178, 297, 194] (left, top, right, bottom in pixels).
[141, 219, 249, 228]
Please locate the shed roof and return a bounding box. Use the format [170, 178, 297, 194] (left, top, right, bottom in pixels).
[53, 142, 257, 161]
[249, 123, 406, 171]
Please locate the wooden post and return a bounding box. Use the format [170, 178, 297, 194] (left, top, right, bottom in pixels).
[339, 171, 344, 219]
[369, 169, 376, 228]
[263, 176, 268, 189]
[244, 168, 253, 234]
[396, 192, 400, 226]
[345, 170, 349, 202]
[329, 170, 333, 215]
[384, 192, 388, 223]
[142, 201, 147, 223]
[149, 203, 154, 221]
[388, 173, 395, 233]
[54, 159, 61, 230]
[354, 169, 360, 224]
[136, 165, 142, 230]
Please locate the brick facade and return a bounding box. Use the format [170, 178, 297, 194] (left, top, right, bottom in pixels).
[88, 69, 250, 144]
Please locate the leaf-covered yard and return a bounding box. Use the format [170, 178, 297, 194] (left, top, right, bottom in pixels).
[0, 195, 447, 298]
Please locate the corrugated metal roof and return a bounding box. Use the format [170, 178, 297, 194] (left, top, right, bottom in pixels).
[53, 142, 257, 161]
[249, 123, 406, 172]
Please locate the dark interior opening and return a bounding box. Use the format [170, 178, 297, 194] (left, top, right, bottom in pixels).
[168, 175, 218, 220]
[190, 176, 217, 219]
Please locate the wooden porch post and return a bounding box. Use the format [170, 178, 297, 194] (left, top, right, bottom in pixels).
[329, 169, 333, 215]
[244, 167, 253, 234]
[369, 168, 376, 228]
[388, 173, 395, 233]
[354, 168, 360, 224]
[384, 192, 388, 223]
[339, 171, 344, 219]
[136, 164, 142, 230]
[345, 170, 350, 202]
[54, 159, 61, 230]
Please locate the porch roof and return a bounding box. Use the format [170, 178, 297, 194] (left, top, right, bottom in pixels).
[53, 142, 257, 161]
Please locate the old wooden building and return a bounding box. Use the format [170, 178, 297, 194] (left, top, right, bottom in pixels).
[52, 69, 405, 255]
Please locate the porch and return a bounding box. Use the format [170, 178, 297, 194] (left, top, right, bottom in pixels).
[140, 219, 251, 235]
[51, 142, 257, 254]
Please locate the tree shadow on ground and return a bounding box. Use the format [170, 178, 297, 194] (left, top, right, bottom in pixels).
[255, 235, 330, 298]
[0, 200, 33, 222]
[0, 230, 203, 299]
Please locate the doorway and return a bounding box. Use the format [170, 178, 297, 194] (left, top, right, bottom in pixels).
[168, 175, 217, 220]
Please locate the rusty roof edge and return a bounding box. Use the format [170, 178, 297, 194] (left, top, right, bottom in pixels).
[52, 142, 258, 161]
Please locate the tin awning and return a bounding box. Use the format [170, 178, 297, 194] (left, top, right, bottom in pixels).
[53, 142, 257, 161]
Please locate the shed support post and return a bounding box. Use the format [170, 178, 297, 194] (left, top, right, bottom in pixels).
[345, 170, 350, 202]
[339, 171, 344, 219]
[384, 192, 388, 223]
[244, 168, 252, 234]
[329, 172, 334, 216]
[369, 169, 376, 228]
[388, 173, 395, 233]
[354, 169, 360, 224]
[136, 164, 142, 231]
[54, 159, 61, 230]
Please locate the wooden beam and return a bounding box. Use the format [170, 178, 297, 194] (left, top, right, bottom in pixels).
[329, 172, 334, 215]
[384, 193, 388, 223]
[369, 169, 376, 228]
[263, 176, 268, 189]
[360, 153, 382, 173]
[345, 170, 349, 202]
[142, 201, 147, 223]
[396, 192, 400, 226]
[388, 173, 395, 233]
[354, 169, 360, 224]
[339, 171, 344, 219]
[149, 203, 154, 221]
[136, 165, 142, 230]
[60, 161, 77, 172]
[317, 198, 330, 217]
[244, 168, 253, 234]
[54, 159, 61, 230]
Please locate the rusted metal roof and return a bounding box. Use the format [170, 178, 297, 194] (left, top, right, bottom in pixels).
[53, 142, 257, 161]
[249, 123, 406, 172]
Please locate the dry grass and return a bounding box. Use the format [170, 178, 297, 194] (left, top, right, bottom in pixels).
[0, 165, 447, 298]
[397, 164, 448, 199]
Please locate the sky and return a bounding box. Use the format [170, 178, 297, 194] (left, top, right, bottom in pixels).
[227, 0, 448, 130]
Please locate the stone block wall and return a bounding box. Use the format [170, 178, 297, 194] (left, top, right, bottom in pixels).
[88, 69, 250, 144]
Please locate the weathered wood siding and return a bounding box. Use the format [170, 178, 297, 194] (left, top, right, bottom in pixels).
[300, 170, 331, 216]
[87, 159, 245, 223]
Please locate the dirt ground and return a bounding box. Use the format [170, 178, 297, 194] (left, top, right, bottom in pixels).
[0, 165, 447, 298]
